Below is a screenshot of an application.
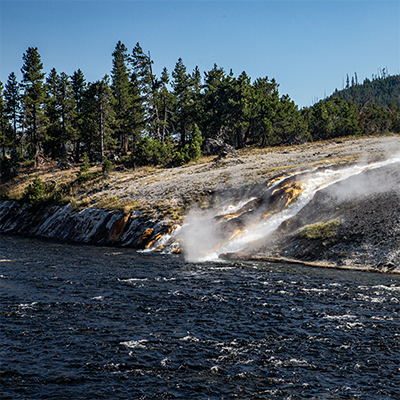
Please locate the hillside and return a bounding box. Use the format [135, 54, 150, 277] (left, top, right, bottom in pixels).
[2, 136, 400, 273]
[331, 74, 400, 107]
[1, 136, 397, 219]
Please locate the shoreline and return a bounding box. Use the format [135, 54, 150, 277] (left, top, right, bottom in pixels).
[2, 135, 400, 273]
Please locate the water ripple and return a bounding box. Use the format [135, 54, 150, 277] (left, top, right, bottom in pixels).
[1, 234, 400, 399]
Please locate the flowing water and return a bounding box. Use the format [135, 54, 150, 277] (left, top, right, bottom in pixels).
[1, 234, 400, 399]
[179, 154, 400, 262]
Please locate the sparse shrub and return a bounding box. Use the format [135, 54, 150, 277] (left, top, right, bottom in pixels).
[299, 219, 340, 240]
[23, 175, 47, 203]
[102, 156, 114, 175]
[186, 124, 203, 162]
[79, 153, 91, 174]
[171, 150, 186, 167]
[123, 203, 135, 216]
[76, 152, 93, 180]
[130, 128, 203, 169]
[74, 152, 103, 183]
[76, 170, 102, 184]
[76, 152, 102, 183]
[131, 137, 175, 167]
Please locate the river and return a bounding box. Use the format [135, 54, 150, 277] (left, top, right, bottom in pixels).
[1, 234, 400, 399]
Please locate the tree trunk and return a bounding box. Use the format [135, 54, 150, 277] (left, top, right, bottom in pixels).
[180, 125, 186, 147]
[33, 106, 39, 168]
[162, 98, 167, 142]
[121, 131, 128, 154]
[13, 116, 18, 159]
[261, 133, 266, 147]
[236, 126, 244, 149]
[148, 55, 161, 140]
[61, 109, 66, 160]
[74, 139, 80, 163]
[100, 102, 104, 159]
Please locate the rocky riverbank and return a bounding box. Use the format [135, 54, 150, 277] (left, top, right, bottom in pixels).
[220, 162, 400, 274]
[1, 135, 400, 272]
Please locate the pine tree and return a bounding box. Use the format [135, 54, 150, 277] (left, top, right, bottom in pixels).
[185, 123, 203, 162]
[71, 69, 86, 162]
[159, 67, 175, 142]
[21, 47, 46, 167]
[0, 81, 10, 157]
[130, 42, 161, 139]
[201, 64, 229, 140]
[111, 41, 131, 153]
[4, 72, 20, 160]
[189, 66, 203, 126]
[172, 58, 192, 146]
[45, 68, 61, 159]
[252, 76, 280, 146]
[57, 72, 76, 161]
[171, 59, 204, 147]
[85, 76, 114, 160]
[274, 95, 309, 145]
[44, 68, 75, 163]
[126, 69, 145, 150]
[228, 71, 252, 148]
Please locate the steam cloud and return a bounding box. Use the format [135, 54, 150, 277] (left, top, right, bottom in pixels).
[179, 152, 400, 262]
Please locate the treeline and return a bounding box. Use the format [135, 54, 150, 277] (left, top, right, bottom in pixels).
[332, 70, 400, 107]
[1, 43, 400, 180]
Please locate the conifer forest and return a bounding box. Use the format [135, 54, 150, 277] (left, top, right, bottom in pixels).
[1, 42, 400, 179]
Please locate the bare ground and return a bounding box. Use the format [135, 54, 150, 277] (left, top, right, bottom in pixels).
[93, 136, 400, 209]
[3, 135, 400, 217]
[3, 135, 400, 272]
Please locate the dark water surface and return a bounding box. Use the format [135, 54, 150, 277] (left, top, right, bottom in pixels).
[1, 234, 400, 399]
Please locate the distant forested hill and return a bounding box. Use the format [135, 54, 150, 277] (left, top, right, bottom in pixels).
[331, 73, 400, 107]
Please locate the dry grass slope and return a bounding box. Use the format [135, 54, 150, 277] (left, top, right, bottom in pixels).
[2, 135, 400, 222]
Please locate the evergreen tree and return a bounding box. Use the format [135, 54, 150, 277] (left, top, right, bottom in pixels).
[172, 58, 193, 146]
[126, 69, 145, 149]
[45, 68, 61, 159]
[274, 95, 310, 145]
[305, 99, 334, 140]
[388, 103, 400, 133]
[252, 77, 280, 146]
[305, 97, 361, 140]
[201, 64, 229, 140]
[21, 47, 46, 167]
[71, 69, 86, 162]
[130, 42, 161, 139]
[81, 85, 98, 158]
[0, 81, 10, 157]
[335, 98, 361, 137]
[4, 72, 21, 160]
[5, 42, 397, 171]
[111, 41, 131, 153]
[184, 123, 203, 162]
[84, 76, 114, 160]
[189, 66, 203, 128]
[57, 72, 76, 160]
[227, 71, 252, 148]
[332, 73, 400, 108]
[158, 67, 175, 142]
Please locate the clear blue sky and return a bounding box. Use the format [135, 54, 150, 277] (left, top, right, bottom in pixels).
[0, 0, 399, 108]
